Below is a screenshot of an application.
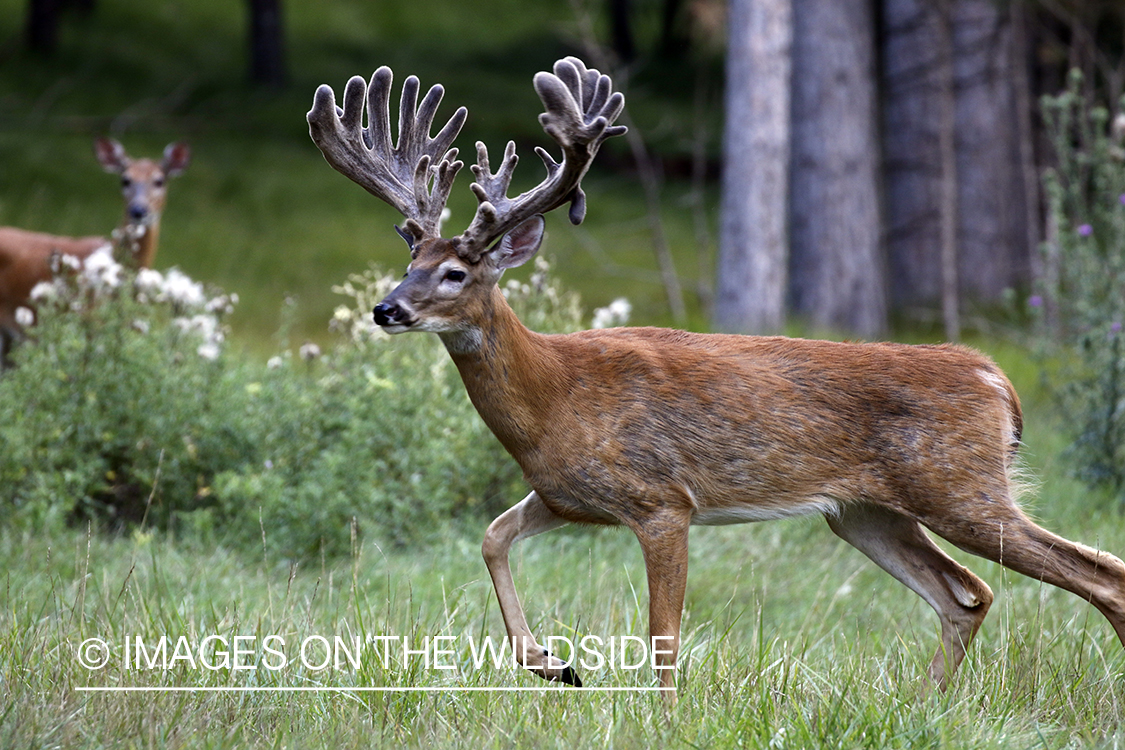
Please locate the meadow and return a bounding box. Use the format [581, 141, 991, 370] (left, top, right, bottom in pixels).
[5, 414, 1125, 748]
[3, 1, 1125, 748]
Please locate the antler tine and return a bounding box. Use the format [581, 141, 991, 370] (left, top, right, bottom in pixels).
[308, 66, 468, 243]
[457, 57, 627, 261]
[365, 68, 395, 164]
[467, 140, 519, 219]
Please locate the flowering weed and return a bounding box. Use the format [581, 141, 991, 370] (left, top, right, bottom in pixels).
[0, 258, 584, 557]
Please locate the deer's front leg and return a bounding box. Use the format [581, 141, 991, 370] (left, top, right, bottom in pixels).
[481, 491, 580, 684]
[632, 508, 691, 707]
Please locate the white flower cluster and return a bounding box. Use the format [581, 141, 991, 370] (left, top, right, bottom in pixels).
[135, 267, 235, 314]
[32, 244, 119, 304]
[330, 267, 401, 345]
[299, 341, 322, 362]
[141, 268, 237, 360]
[501, 257, 560, 303]
[31, 249, 237, 361]
[81, 245, 123, 293]
[591, 297, 632, 329]
[173, 313, 224, 360]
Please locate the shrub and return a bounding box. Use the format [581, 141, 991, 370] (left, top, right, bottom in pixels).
[1038, 71, 1125, 494]
[0, 253, 585, 559]
[0, 251, 244, 530]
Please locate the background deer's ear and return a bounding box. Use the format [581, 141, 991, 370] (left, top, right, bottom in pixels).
[94, 137, 129, 174]
[492, 215, 544, 270]
[161, 142, 192, 177]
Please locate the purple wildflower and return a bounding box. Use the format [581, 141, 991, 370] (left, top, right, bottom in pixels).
[1078, 223, 1094, 237]
[1119, 193, 1125, 206]
[1028, 295, 1043, 308]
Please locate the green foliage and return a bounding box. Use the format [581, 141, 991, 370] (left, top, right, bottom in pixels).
[0, 257, 583, 559]
[1038, 71, 1125, 495]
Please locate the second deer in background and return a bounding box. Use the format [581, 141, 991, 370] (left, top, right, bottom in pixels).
[0, 138, 190, 365]
[308, 57, 1125, 703]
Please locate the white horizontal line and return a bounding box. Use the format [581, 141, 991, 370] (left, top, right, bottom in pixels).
[77, 686, 674, 693]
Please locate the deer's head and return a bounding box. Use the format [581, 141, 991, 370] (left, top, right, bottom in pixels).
[95, 138, 191, 231]
[307, 58, 625, 342]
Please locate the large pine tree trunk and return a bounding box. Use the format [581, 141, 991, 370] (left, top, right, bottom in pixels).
[788, 0, 886, 338]
[882, 0, 1034, 320]
[715, 0, 793, 334]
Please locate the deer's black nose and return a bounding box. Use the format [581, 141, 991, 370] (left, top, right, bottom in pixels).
[128, 204, 148, 221]
[373, 302, 405, 327]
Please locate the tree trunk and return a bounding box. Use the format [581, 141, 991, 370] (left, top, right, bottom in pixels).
[882, 0, 945, 313]
[882, 0, 1033, 320]
[660, 0, 688, 57]
[25, 0, 61, 53]
[248, 0, 288, 87]
[951, 0, 1030, 303]
[788, 0, 886, 338]
[936, 0, 961, 340]
[609, 0, 636, 62]
[1010, 1, 1040, 290]
[715, 0, 793, 334]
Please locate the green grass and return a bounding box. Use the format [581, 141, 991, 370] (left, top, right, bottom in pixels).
[4, 396, 1125, 748]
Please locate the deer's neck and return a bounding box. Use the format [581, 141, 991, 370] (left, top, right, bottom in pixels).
[441, 287, 567, 457]
[114, 220, 161, 269]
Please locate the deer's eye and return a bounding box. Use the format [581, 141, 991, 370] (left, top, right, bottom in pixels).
[153, 178, 164, 188]
[444, 269, 466, 283]
[121, 177, 132, 188]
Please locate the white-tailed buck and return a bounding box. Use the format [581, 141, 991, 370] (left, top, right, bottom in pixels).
[0, 137, 191, 364]
[308, 58, 1125, 699]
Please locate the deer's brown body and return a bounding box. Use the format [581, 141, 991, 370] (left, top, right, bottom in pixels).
[0, 138, 190, 364]
[308, 57, 1125, 702]
[451, 301, 1019, 527]
[0, 228, 107, 333]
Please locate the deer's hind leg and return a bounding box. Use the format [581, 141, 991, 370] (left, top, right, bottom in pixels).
[917, 494, 1125, 650]
[826, 503, 994, 688]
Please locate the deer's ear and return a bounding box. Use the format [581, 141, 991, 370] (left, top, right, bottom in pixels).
[492, 215, 544, 271]
[94, 137, 128, 174]
[394, 224, 416, 252]
[162, 142, 191, 177]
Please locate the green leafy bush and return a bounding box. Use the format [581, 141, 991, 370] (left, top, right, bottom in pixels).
[0, 253, 584, 558]
[1038, 71, 1125, 493]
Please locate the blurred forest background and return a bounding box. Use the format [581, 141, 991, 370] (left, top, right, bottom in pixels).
[0, 0, 1122, 344]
